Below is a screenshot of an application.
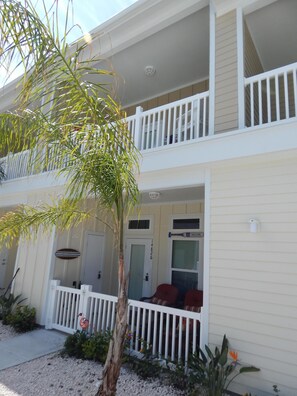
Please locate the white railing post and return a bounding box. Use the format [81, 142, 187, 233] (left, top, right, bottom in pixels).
[199, 307, 208, 354]
[237, 7, 245, 129]
[45, 279, 61, 329]
[134, 106, 143, 149]
[3, 153, 9, 179]
[77, 284, 92, 329]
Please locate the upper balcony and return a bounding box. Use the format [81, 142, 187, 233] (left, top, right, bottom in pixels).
[1, 90, 209, 181]
[243, 0, 297, 128]
[1, 1, 297, 185]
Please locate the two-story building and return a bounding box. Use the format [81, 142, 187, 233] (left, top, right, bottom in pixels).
[1, 0, 297, 394]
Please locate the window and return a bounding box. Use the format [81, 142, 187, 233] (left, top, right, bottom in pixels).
[126, 216, 153, 234]
[170, 215, 203, 299]
[173, 218, 200, 230]
[128, 219, 150, 230]
[171, 239, 199, 299]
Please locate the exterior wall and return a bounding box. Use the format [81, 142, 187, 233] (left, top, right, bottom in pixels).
[209, 153, 297, 395]
[244, 19, 264, 127]
[125, 201, 204, 296]
[244, 20, 263, 78]
[53, 199, 115, 295]
[214, 10, 238, 133]
[11, 191, 57, 324]
[13, 230, 54, 324]
[3, 241, 18, 290]
[52, 200, 204, 298]
[124, 80, 209, 117]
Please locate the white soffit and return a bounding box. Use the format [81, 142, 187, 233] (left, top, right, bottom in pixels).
[245, 0, 297, 70]
[213, 0, 277, 16]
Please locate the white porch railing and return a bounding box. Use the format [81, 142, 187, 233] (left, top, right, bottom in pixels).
[245, 62, 297, 128]
[1, 92, 209, 181]
[127, 92, 209, 151]
[46, 280, 204, 364]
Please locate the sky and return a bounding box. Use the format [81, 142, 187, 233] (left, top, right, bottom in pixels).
[0, 0, 138, 86]
[33, 0, 138, 41]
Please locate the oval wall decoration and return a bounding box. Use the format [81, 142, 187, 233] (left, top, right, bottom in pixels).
[55, 248, 80, 260]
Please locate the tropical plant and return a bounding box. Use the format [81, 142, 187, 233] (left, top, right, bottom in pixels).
[188, 335, 260, 396]
[7, 305, 36, 332]
[63, 330, 111, 363]
[0, 161, 6, 183]
[0, 1, 139, 395]
[82, 331, 112, 363]
[63, 330, 89, 359]
[0, 293, 26, 324]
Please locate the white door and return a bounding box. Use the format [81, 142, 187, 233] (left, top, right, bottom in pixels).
[82, 233, 104, 293]
[125, 238, 152, 300]
[0, 248, 8, 290]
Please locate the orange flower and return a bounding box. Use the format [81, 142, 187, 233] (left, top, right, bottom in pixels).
[229, 351, 238, 361]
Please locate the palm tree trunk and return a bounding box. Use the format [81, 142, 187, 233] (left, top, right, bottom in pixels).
[96, 250, 128, 396]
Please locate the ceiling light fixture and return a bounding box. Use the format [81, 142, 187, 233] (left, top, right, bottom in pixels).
[149, 191, 160, 200]
[144, 65, 156, 77]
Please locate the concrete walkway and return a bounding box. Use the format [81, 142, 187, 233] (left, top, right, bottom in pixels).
[0, 329, 67, 370]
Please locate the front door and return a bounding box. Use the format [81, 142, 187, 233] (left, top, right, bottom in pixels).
[0, 248, 8, 290]
[82, 233, 104, 293]
[125, 238, 152, 300]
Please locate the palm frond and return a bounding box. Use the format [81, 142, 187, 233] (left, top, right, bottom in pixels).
[0, 198, 92, 247]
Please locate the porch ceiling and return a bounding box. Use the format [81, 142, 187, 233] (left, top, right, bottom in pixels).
[245, 0, 297, 71]
[94, 6, 209, 108]
[140, 186, 204, 205]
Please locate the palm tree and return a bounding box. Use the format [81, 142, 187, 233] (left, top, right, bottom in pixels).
[0, 1, 139, 395]
[0, 162, 6, 183]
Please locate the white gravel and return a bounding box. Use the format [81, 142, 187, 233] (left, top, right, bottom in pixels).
[0, 322, 183, 396]
[0, 321, 17, 341]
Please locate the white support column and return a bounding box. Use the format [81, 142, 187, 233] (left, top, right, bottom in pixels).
[200, 169, 211, 351]
[134, 106, 143, 149]
[237, 7, 245, 129]
[41, 227, 57, 325]
[45, 279, 60, 329]
[208, 0, 216, 136]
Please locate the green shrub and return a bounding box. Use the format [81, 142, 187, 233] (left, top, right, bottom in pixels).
[0, 294, 26, 325]
[125, 341, 162, 380]
[82, 331, 111, 363]
[63, 330, 89, 359]
[8, 305, 36, 333]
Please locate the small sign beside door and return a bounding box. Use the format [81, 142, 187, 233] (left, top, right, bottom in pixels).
[55, 248, 80, 260]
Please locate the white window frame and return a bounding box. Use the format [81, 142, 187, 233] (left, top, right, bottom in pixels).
[125, 215, 154, 235]
[168, 214, 204, 291]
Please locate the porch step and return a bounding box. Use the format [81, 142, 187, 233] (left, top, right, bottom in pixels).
[0, 329, 67, 370]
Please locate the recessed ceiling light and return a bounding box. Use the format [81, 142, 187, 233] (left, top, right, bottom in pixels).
[149, 191, 160, 200]
[144, 65, 156, 77]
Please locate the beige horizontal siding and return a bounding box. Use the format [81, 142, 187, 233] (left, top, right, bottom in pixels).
[124, 80, 209, 116]
[209, 155, 297, 395]
[244, 21, 263, 78]
[215, 10, 238, 133]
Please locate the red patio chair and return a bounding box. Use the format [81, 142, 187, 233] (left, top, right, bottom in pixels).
[140, 283, 179, 307]
[184, 289, 203, 312]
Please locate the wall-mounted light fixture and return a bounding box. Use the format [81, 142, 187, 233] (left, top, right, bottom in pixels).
[249, 218, 260, 233]
[149, 191, 160, 200]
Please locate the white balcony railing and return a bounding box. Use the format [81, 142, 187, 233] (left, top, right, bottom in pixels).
[245, 62, 297, 128]
[46, 280, 204, 364]
[127, 91, 209, 150]
[1, 92, 209, 182]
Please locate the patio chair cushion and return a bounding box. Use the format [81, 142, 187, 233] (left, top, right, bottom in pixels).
[184, 305, 201, 313]
[151, 297, 170, 306]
